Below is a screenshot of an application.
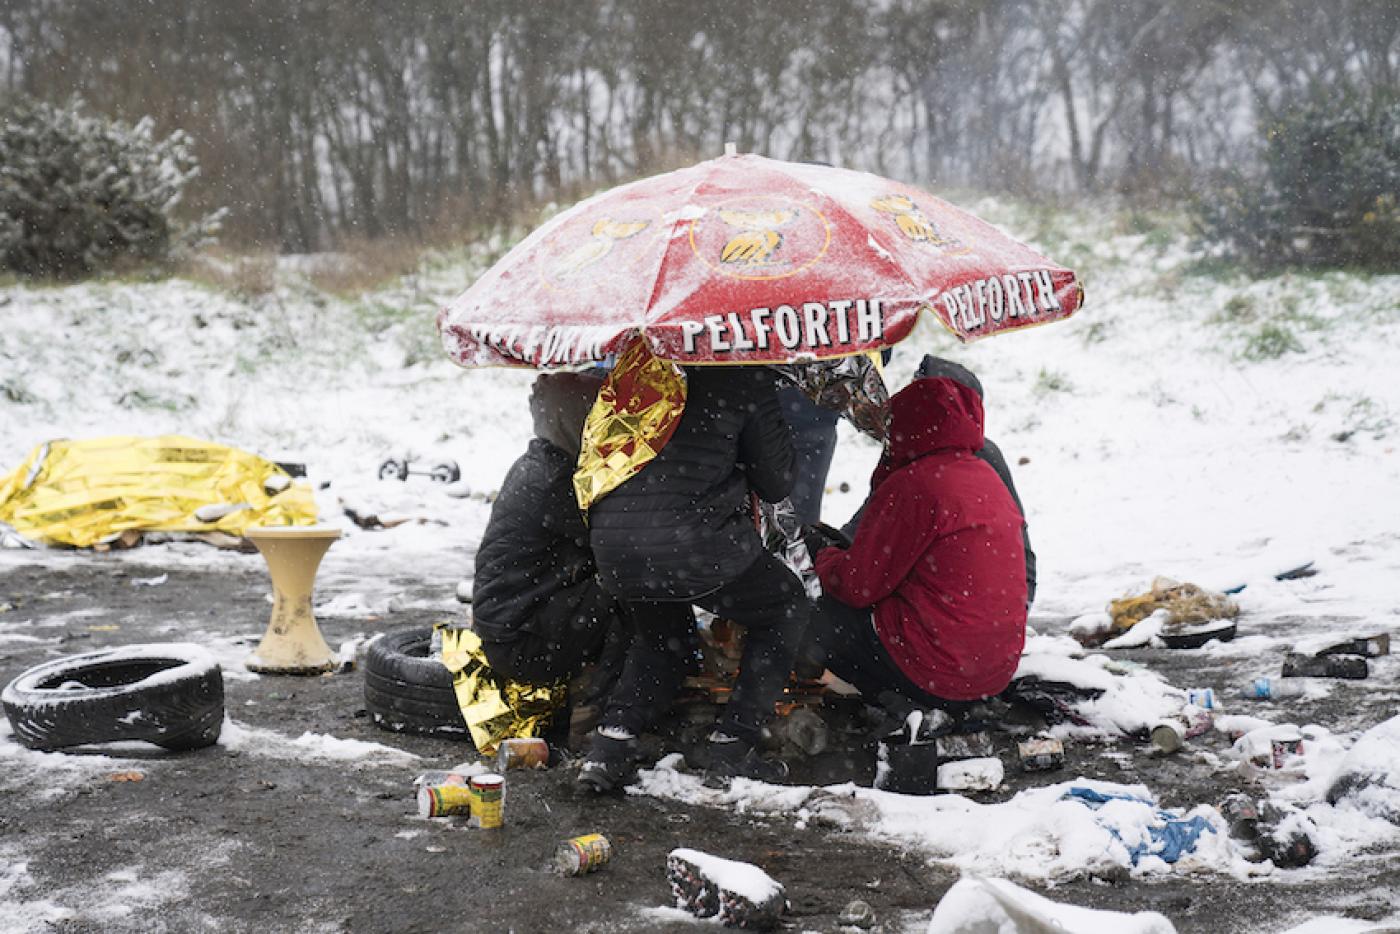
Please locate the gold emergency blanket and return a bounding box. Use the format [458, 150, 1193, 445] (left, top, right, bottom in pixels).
[1108, 577, 1240, 632]
[437, 625, 566, 756]
[573, 338, 687, 513]
[0, 435, 317, 548]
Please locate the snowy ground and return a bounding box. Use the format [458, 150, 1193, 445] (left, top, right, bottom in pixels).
[1, 200, 1398, 932]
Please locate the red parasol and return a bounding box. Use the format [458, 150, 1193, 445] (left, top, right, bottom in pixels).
[438, 153, 1082, 368]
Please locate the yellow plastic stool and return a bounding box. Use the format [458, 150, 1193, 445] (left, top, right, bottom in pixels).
[245, 526, 341, 675]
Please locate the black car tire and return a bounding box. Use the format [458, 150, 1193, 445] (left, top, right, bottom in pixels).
[2, 643, 224, 752]
[363, 627, 469, 738]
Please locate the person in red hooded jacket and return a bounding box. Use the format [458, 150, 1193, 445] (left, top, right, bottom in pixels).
[811, 370, 1028, 709]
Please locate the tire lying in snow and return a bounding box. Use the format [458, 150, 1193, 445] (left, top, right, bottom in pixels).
[363, 627, 470, 739]
[2, 643, 224, 751]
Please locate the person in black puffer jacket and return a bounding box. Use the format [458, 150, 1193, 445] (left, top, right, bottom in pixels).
[472, 372, 627, 698]
[580, 366, 809, 792]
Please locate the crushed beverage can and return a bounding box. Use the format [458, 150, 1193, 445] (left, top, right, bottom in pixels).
[555, 833, 612, 875]
[1017, 737, 1065, 772]
[414, 769, 470, 788]
[470, 773, 504, 829]
[497, 738, 549, 771]
[934, 731, 994, 760]
[1271, 738, 1304, 769]
[1150, 721, 1185, 754]
[418, 782, 474, 818]
[1186, 688, 1217, 709]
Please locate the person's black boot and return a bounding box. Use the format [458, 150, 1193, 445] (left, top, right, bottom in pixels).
[576, 729, 639, 794]
[703, 734, 789, 788]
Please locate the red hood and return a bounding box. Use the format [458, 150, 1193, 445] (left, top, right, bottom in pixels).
[874, 376, 985, 487]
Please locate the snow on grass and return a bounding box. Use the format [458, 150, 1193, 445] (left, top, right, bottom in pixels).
[217, 717, 419, 765]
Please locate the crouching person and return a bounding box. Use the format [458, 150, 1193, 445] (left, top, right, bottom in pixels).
[811, 371, 1028, 715]
[472, 373, 628, 715]
[578, 366, 809, 793]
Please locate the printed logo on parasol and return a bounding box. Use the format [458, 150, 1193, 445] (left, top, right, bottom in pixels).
[689, 197, 831, 281]
[539, 216, 656, 290]
[870, 194, 971, 255]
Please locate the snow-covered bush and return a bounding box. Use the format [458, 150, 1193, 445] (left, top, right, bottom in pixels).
[0, 97, 221, 277]
[1197, 88, 1400, 270]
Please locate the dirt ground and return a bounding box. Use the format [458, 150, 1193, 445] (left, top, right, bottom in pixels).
[1, 558, 1397, 934]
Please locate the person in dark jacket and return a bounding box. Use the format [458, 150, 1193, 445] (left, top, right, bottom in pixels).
[472, 372, 627, 695]
[811, 370, 1029, 710]
[579, 366, 808, 791]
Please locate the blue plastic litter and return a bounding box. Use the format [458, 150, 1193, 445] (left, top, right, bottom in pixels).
[1063, 786, 1215, 864]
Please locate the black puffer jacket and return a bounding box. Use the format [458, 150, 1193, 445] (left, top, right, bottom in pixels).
[914, 355, 1038, 606]
[590, 367, 795, 601]
[472, 374, 606, 644]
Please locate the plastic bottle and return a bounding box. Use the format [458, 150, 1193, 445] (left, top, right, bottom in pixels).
[1240, 677, 1306, 700]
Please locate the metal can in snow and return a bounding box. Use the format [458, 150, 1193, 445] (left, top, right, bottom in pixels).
[470, 773, 504, 829]
[555, 833, 612, 875]
[1271, 738, 1304, 769]
[497, 738, 550, 771]
[418, 782, 475, 818]
[1150, 721, 1185, 754]
[1017, 737, 1065, 771]
[1186, 688, 1217, 709]
[1219, 792, 1260, 839]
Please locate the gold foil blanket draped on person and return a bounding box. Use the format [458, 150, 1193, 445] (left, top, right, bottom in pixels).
[573, 339, 688, 513]
[0, 435, 317, 548]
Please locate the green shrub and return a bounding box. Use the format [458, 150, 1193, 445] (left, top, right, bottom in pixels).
[1196, 88, 1400, 270]
[0, 97, 222, 277]
[1242, 323, 1304, 361]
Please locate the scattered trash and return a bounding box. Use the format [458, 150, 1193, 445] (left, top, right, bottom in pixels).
[837, 899, 876, 929]
[497, 737, 550, 771]
[377, 457, 461, 483]
[107, 770, 145, 782]
[1230, 725, 1307, 775]
[192, 503, 250, 523]
[418, 782, 474, 818]
[470, 773, 504, 829]
[1061, 787, 1213, 865]
[1107, 576, 1239, 639]
[413, 769, 473, 789]
[1282, 653, 1369, 680]
[555, 834, 612, 876]
[927, 876, 1178, 934]
[667, 848, 787, 931]
[935, 731, 994, 760]
[1222, 793, 1317, 867]
[1305, 633, 1390, 658]
[130, 573, 168, 588]
[937, 757, 1004, 791]
[1325, 714, 1400, 824]
[1240, 678, 1307, 700]
[1159, 618, 1237, 650]
[1150, 721, 1185, 754]
[1018, 737, 1065, 771]
[1186, 688, 1217, 709]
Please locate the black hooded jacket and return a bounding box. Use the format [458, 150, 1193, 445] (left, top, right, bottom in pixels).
[589, 366, 795, 601]
[913, 355, 1038, 605]
[471, 374, 609, 645]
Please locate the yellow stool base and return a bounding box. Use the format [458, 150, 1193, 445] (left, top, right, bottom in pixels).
[245, 526, 340, 675]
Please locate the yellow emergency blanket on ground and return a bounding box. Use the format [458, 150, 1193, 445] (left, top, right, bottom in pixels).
[0, 435, 317, 548]
[573, 338, 687, 514]
[437, 625, 566, 756]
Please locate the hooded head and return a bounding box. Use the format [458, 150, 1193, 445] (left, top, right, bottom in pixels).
[529, 372, 604, 458]
[914, 354, 984, 398]
[876, 374, 985, 483]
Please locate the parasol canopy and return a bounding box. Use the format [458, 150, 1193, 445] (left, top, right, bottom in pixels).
[438, 153, 1082, 369]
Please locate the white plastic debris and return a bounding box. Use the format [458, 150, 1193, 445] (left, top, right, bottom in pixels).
[937, 757, 1004, 792]
[927, 876, 1177, 934]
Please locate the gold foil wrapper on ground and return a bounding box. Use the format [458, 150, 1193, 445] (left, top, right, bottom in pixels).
[437, 625, 565, 756]
[573, 338, 687, 514]
[0, 435, 317, 548]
